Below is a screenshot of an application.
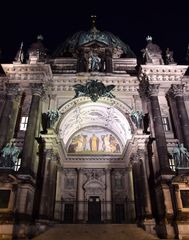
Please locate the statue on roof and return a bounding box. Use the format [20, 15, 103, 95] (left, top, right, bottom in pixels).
[165, 48, 176, 65]
[28, 35, 48, 63]
[14, 42, 24, 63]
[141, 36, 164, 65]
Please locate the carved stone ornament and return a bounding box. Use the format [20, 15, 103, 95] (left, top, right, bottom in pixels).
[73, 79, 115, 102]
[83, 168, 104, 180]
[30, 83, 44, 96]
[170, 84, 184, 97]
[130, 149, 145, 164]
[147, 84, 160, 96]
[6, 83, 21, 98]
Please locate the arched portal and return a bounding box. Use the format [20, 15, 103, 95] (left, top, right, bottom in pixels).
[55, 97, 136, 223]
[58, 97, 134, 154]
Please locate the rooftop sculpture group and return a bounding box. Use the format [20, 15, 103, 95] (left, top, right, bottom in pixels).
[73, 80, 115, 102]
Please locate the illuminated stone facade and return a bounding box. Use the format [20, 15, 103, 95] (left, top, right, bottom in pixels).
[0, 27, 189, 239]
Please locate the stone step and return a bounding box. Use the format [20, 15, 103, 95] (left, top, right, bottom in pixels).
[32, 224, 159, 240]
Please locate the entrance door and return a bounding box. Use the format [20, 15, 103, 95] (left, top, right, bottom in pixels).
[115, 204, 125, 223]
[64, 204, 74, 223]
[88, 196, 101, 223]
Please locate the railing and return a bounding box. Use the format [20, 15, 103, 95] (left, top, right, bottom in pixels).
[0, 157, 21, 171]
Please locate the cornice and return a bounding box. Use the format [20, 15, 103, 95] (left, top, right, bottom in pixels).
[139, 65, 188, 83]
[1, 64, 52, 82]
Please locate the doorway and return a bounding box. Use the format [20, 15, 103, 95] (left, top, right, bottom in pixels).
[88, 196, 101, 223]
[64, 203, 74, 223]
[115, 204, 125, 223]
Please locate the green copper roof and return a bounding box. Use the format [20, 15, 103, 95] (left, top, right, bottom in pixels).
[53, 28, 136, 58]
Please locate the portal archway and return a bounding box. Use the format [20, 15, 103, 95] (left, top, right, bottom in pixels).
[57, 97, 134, 155]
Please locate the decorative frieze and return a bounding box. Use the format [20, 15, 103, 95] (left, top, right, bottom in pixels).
[83, 168, 105, 180]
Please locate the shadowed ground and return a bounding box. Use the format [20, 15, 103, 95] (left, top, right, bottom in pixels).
[32, 224, 160, 240]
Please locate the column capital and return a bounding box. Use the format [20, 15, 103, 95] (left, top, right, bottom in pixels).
[30, 83, 44, 96]
[147, 84, 160, 97]
[6, 83, 21, 97]
[138, 75, 149, 97]
[169, 84, 184, 97]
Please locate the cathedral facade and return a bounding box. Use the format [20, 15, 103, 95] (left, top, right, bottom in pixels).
[0, 25, 189, 239]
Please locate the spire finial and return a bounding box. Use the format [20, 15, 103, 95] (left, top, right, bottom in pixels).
[91, 15, 97, 28]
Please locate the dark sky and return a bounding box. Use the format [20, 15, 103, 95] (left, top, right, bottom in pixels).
[0, 0, 189, 64]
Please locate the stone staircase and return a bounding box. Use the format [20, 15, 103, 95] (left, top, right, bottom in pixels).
[32, 224, 159, 240]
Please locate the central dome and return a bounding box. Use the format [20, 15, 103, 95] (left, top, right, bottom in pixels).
[53, 26, 136, 58]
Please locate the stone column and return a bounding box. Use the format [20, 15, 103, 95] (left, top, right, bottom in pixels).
[105, 168, 112, 222]
[77, 168, 84, 221]
[132, 159, 143, 219]
[140, 158, 152, 218]
[20, 83, 43, 174]
[166, 92, 183, 143]
[148, 84, 170, 173]
[48, 154, 58, 219]
[0, 94, 5, 119]
[128, 166, 136, 221]
[39, 149, 51, 219]
[170, 84, 189, 149]
[0, 83, 21, 148]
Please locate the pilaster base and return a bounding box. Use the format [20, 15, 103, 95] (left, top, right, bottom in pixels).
[0, 224, 13, 240]
[142, 218, 156, 236]
[156, 221, 175, 239]
[176, 222, 189, 240]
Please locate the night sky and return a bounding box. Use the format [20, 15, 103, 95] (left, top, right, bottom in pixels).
[0, 1, 189, 64]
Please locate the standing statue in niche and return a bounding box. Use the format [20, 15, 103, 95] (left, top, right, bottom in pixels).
[130, 110, 143, 129]
[88, 52, 101, 71]
[171, 143, 189, 168]
[0, 141, 21, 169]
